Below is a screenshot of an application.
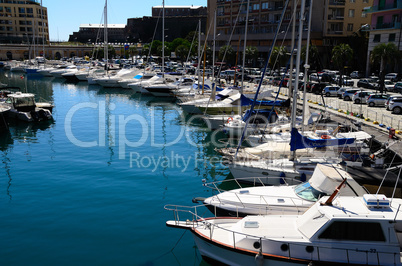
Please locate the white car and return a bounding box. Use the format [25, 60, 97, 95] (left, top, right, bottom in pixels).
[352, 90, 372, 104]
[366, 94, 389, 107]
[322, 85, 340, 97]
[385, 73, 399, 82]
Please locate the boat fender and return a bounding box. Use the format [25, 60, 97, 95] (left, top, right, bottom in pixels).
[192, 197, 206, 204]
[321, 135, 330, 139]
[255, 250, 263, 266]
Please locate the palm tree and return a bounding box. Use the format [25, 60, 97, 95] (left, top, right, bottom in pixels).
[371, 42, 400, 73]
[370, 42, 400, 93]
[270, 46, 288, 73]
[175, 44, 189, 63]
[218, 45, 235, 66]
[301, 44, 321, 71]
[331, 43, 353, 86]
[245, 46, 258, 67]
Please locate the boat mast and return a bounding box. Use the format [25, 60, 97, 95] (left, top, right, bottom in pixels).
[290, 0, 306, 161]
[197, 19, 201, 93]
[240, 0, 250, 94]
[162, 0, 165, 79]
[41, 0, 44, 60]
[104, 0, 108, 72]
[301, 0, 313, 132]
[211, 9, 216, 100]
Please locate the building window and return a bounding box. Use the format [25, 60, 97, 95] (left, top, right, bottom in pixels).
[262, 2, 269, 9]
[363, 0, 368, 2]
[347, 23, 353, 31]
[373, 34, 381, 42]
[349, 0, 355, 2]
[361, 12, 367, 18]
[348, 9, 355, 17]
[18, 7, 25, 13]
[389, 33, 396, 42]
[253, 4, 260, 10]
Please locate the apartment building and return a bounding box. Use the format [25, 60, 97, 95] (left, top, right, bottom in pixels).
[206, 0, 372, 68]
[0, 0, 48, 44]
[365, 0, 401, 74]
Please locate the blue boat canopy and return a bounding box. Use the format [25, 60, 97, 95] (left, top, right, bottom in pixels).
[290, 128, 355, 151]
[240, 94, 290, 107]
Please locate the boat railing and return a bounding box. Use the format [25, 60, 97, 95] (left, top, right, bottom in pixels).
[165, 203, 400, 264]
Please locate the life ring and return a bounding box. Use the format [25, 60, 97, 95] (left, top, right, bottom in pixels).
[227, 117, 233, 123]
[321, 135, 331, 139]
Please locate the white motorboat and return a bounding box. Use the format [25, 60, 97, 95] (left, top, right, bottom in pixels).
[49, 65, 77, 78]
[166, 194, 402, 265]
[95, 68, 140, 88]
[128, 74, 163, 93]
[143, 75, 193, 97]
[202, 163, 367, 217]
[118, 72, 155, 89]
[1, 92, 52, 122]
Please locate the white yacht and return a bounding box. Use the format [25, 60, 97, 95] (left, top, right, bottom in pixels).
[94, 68, 140, 88]
[166, 194, 402, 265]
[202, 163, 367, 217]
[49, 65, 77, 78]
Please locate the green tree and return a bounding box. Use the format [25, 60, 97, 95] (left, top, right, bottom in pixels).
[218, 45, 235, 65]
[331, 43, 353, 86]
[270, 46, 288, 72]
[370, 42, 400, 93]
[245, 46, 258, 67]
[301, 44, 321, 72]
[175, 44, 189, 63]
[371, 42, 400, 73]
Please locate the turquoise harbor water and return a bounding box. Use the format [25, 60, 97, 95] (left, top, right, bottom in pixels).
[0, 72, 230, 265]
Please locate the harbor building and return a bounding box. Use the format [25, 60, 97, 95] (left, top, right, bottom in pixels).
[68, 24, 127, 44]
[0, 0, 48, 44]
[364, 0, 402, 75]
[126, 5, 207, 43]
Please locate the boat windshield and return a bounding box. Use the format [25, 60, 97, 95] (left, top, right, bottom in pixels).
[294, 182, 327, 202]
[12, 96, 35, 107]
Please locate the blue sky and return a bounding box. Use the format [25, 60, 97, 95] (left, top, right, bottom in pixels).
[44, 0, 207, 42]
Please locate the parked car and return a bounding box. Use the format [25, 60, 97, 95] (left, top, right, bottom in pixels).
[388, 97, 402, 114]
[385, 73, 400, 82]
[337, 87, 348, 98]
[366, 94, 389, 107]
[310, 82, 330, 94]
[386, 95, 402, 110]
[384, 80, 395, 92]
[322, 85, 340, 96]
[357, 78, 378, 89]
[342, 76, 354, 86]
[352, 90, 372, 104]
[350, 71, 364, 78]
[342, 88, 361, 101]
[394, 82, 402, 93]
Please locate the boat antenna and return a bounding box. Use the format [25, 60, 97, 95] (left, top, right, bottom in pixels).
[322, 178, 347, 206]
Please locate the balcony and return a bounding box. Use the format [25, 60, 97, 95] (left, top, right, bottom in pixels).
[365, 1, 402, 13]
[329, 0, 345, 6]
[372, 22, 401, 30]
[328, 15, 344, 20]
[327, 30, 344, 35]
